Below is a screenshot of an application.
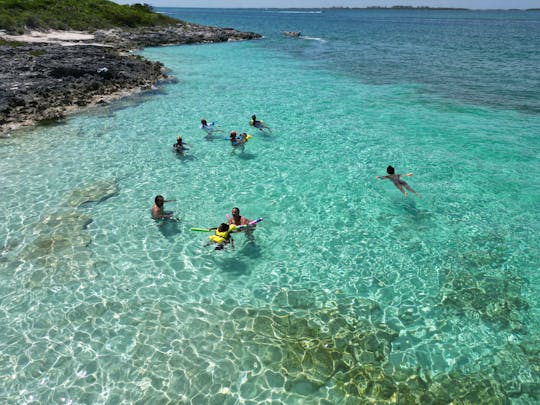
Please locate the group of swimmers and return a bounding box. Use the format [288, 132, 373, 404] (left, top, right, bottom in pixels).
[208, 207, 257, 250]
[173, 115, 270, 155]
[194, 115, 272, 153]
[151, 166, 420, 251]
[151, 197, 256, 250]
[157, 113, 273, 249]
[160, 113, 422, 250]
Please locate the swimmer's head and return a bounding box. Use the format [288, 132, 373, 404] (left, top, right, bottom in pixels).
[230, 130, 237, 137]
[251, 114, 256, 120]
[218, 223, 230, 232]
[155, 195, 165, 207]
[232, 207, 240, 216]
[177, 136, 182, 142]
[201, 119, 207, 125]
[386, 165, 395, 175]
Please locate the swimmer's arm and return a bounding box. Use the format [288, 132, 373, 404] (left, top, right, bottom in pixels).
[404, 173, 413, 177]
[375, 175, 390, 180]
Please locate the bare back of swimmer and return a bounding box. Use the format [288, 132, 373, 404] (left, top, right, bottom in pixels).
[376, 165, 421, 198]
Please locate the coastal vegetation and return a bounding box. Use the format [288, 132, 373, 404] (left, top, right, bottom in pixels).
[0, 0, 180, 33]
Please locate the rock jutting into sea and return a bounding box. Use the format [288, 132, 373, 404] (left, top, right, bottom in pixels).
[0, 24, 261, 136]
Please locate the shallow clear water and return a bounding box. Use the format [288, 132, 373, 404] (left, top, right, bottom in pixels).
[0, 9, 539, 404]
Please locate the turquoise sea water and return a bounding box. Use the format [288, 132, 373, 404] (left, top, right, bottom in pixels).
[1, 8, 539, 404]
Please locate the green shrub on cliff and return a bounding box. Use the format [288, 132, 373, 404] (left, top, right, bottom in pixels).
[0, 0, 180, 33]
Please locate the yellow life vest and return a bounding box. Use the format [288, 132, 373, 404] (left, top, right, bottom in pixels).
[209, 225, 236, 244]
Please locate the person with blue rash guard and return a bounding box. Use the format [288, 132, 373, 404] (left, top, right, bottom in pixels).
[229, 130, 249, 152]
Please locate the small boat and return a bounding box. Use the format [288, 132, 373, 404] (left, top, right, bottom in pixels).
[283, 31, 301, 37]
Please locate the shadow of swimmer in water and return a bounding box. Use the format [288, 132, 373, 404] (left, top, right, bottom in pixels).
[215, 257, 251, 276]
[158, 218, 180, 238]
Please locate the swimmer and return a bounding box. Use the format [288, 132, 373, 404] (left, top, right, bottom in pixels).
[172, 136, 188, 154]
[200, 119, 223, 136]
[229, 130, 247, 152]
[227, 207, 251, 227]
[228, 207, 255, 240]
[249, 114, 271, 132]
[208, 223, 236, 250]
[376, 165, 421, 198]
[151, 195, 177, 220]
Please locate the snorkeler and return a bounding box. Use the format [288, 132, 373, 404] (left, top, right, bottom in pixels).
[376, 165, 421, 198]
[208, 223, 236, 250]
[151, 195, 177, 220]
[249, 114, 271, 132]
[200, 119, 223, 136]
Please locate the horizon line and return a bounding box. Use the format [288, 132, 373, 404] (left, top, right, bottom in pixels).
[154, 6, 539, 11]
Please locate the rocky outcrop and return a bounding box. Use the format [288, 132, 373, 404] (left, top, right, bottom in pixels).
[0, 24, 261, 135]
[0, 43, 165, 133]
[93, 24, 261, 49]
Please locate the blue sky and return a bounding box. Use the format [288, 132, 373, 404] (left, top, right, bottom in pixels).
[112, 0, 540, 9]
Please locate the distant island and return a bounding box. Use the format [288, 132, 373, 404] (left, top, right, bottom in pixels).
[327, 6, 469, 10]
[0, 0, 261, 135]
[274, 6, 538, 11]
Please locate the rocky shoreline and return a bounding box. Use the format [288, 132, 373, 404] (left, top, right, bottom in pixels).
[0, 24, 261, 136]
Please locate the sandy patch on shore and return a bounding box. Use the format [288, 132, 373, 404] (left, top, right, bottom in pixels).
[0, 30, 105, 46]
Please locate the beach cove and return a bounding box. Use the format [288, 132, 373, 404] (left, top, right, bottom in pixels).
[0, 7, 539, 404]
[0, 25, 260, 135]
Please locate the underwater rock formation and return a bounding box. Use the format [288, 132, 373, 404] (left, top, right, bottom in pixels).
[65, 178, 119, 207]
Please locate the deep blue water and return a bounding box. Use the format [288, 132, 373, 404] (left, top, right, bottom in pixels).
[162, 8, 540, 113]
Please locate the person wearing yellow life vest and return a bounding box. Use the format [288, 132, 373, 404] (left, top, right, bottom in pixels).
[229, 130, 250, 153]
[208, 223, 237, 250]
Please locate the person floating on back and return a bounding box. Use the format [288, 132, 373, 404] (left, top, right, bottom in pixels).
[376, 165, 421, 198]
[200, 119, 223, 136]
[151, 195, 177, 220]
[249, 114, 271, 132]
[208, 223, 236, 250]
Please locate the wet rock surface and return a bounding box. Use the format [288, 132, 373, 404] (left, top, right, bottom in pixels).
[0, 24, 261, 135]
